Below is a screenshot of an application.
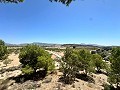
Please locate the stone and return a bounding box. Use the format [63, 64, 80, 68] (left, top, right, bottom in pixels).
[42, 77, 52, 83]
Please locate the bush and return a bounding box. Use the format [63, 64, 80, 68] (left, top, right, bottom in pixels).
[92, 54, 106, 72]
[108, 47, 120, 89]
[0, 40, 8, 60]
[77, 49, 94, 75]
[61, 48, 95, 84]
[103, 83, 115, 90]
[19, 45, 55, 75]
[3, 59, 12, 66]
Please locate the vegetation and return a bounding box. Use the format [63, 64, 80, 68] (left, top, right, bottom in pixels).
[19, 45, 55, 75]
[61, 48, 78, 84]
[3, 59, 12, 66]
[0, 0, 24, 3]
[77, 49, 94, 75]
[61, 47, 110, 84]
[0, 0, 74, 5]
[92, 54, 106, 72]
[61, 48, 102, 84]
[50, 0, 74, 6]
[0, 40, 8, 60]
[108, 47, 120, 89]
[45, 48, 65, 52]
[0, 39, 119, 89]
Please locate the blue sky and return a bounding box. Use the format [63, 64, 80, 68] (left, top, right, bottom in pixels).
[0, 0, 120, 46]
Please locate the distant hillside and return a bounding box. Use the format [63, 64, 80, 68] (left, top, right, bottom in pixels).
[62, 44, 102, 48]
[6, 42, 115, 50]
[6, 42, 61, 47]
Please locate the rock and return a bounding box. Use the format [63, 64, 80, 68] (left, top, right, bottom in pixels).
[7, 80, 15, 86]
[87, 83, 95, 88]
[72, 84, 75, 88]
[42, 77, 52, 83]
[36, 81, 41, 88]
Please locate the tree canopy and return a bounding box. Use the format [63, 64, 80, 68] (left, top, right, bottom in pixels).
[49, 0, 74, 5]
[108, 47, 120, 89]
[0, 39, 8, 60]
[92, 54, 106, 72]
[0, 0, 24, 3]
[0, 0, 74, 5]
[61, 48, 79, 84]
[19, 44, 55, 75]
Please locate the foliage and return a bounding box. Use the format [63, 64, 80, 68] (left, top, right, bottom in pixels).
[92, 54, 106, 72]
[8, 48, 20, 54]
[0, 40, 5, 46]
[61, 47, 78, 84]
[108, 47, 120, 89]
[0, 40, 8, 60]
[103, 83, 115, 90]
[14, 49, 20, 54]
[45, 48, 65, 52]
[19, 45, 55, 75]
[77, 49, 94, 74]
[21, 65, 34, 75]
[61, 48, 95, 84]
[50, 0, 74, 5]
[3, 59, 12, 66]
[0, 0, 24, 3]
[0, 0, 74, 5]
[98, 50, 108, 58]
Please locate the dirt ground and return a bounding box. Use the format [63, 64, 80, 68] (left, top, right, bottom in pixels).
[0, 53, 20, 69]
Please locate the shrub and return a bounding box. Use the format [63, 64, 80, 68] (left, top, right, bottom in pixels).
[77, 49, 95, 75]
[61, 48, 78, 84]
[92, 54, 106, 72]
[0, 40, 8, 60]
[61, 48, 94, 84]
[3, 59, 12, 66]
[19, 45, 55, 75]
[108, 47, 120, 89]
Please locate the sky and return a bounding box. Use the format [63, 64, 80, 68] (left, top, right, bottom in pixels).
[0, 0, 120, 46]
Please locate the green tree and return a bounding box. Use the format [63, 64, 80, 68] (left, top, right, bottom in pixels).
[108, 47, 120, 89]
[19, 44, 55, 75]
[77, 49, 93, 75]
[61, 48, 95, 84]
[0, 40, 8, 60]
[0, 40, 5, 46]
[61, 47, 79, 84]
[92, 54, 106, 72]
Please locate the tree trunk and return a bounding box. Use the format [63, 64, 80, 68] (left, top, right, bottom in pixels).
[116, 77, 119, 90]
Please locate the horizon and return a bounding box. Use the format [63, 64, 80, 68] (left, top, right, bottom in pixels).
[0, 0, 120, 46]
[6, 41, 119, 46]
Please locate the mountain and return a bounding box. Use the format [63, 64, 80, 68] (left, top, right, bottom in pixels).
[5, 42, 61, 47]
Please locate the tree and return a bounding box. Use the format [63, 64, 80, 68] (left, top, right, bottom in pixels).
[0, 40, 8, 60]
[77, 49, 93, 75]
[108, 47, 120, 89]
[61, 48, 94, 84]
[61, 47, 79, 84]
[0, 0, 74, 5]
[0, 40, 5, 46]
[50, 0, 74, 6]
[19, 44, 55, 75]
[0, 0, 24, 3]
[92, 54, 106, 72]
